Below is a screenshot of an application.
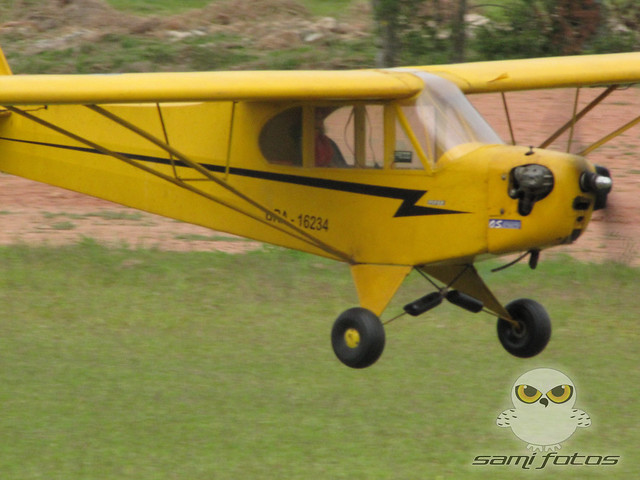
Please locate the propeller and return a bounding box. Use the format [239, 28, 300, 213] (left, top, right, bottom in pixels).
[542, 89, 616, 220]
[535, 87, 621, 262]
[580, 165, 613, 211]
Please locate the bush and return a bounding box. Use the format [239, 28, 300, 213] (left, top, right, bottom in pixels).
[474, 0, 603, 59]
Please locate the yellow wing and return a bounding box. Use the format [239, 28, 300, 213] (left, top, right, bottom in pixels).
[1, 51, 639, 103]
[416, 52, 640, 93]
[0, 69, 423, 105]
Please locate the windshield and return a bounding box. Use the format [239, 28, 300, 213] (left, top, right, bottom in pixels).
[400, 72, 503, 163]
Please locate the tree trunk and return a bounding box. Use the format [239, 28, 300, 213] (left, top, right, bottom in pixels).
[451, 0, 467, 62]
[372, 0, 400, 67]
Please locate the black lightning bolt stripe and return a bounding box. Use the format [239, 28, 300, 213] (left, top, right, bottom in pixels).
[0, 136, 468, 218]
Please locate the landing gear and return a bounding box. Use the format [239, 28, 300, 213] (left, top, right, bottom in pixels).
[331, 307, 385, 369]
[330, 274, 552, 368]
[497, 298, 551, 358]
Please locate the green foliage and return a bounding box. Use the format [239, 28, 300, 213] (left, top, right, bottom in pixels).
[374, 0, 640, 63]
[474, 1, 554, 59]
[473, 0, 603, 59]
[473, 0, 639, 60]
[585, 0, 640, 53]
[587, 27, 638, 53]
[373, 0, 457, 65]
[400, 20, 453, 65]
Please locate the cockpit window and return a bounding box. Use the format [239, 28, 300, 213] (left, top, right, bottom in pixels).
[399, 72, 503, 164]
[258, 76, 497, 170]
[260, 105, 385, 168]
[322, 105, 384, 168]
[259, 107, 303, 165]
[315, 107, 349, 167]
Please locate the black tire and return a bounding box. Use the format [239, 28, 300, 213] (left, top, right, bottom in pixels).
[331, 307, 385, 369]
[497, 298, 551, 358]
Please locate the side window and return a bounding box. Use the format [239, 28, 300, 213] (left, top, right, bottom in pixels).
[259, 107, 302, 165]
[259, 104, 389, 169]
[321, 105, 383, 168]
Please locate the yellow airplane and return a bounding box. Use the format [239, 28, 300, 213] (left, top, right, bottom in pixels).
[0, 47, 636, 368]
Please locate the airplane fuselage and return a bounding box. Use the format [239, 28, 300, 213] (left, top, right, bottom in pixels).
[0, 96, 601, 268]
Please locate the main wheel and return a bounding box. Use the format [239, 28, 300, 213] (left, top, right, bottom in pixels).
[497, 298, 551, 358]
[331, 307, 385, 369]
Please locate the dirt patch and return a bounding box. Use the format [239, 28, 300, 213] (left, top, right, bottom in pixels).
[0, 173, 263, 253]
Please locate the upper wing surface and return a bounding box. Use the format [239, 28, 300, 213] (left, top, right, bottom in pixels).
[1, 52, 638, 104]
[0, 69, 423, 105]
[417, 52, 640, 93]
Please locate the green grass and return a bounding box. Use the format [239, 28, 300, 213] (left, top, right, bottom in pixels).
[298, 0, 355, 17]
[106, 0, 212, 14]
[105, 0, 356, 16]
[0, 0, 357, 16]
[49, 221, 76, 231]
[7, 32, 256, 74]
[42, 211, 145, 222]
[0, 240, 638, 479]
[173, 233, 247, 242]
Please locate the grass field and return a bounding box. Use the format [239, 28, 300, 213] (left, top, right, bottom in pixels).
[106, 0, 356, 16]
[0, 240, 638, 479]
[0, 0, 357, 16]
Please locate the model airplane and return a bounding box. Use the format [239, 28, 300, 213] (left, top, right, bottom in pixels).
[0, 48, 636, 368]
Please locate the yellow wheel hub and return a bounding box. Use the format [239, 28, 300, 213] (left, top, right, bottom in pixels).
[344, 328, 360, 349]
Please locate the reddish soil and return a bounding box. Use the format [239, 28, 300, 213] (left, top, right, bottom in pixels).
[0, 88, 638, 264]
[0, 174, 262, 254]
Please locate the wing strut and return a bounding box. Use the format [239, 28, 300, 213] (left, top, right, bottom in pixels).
[4, 104, 352, 263]
[500, 92, 516, 146]
[579, 112, 640, 156]
[538, 85, 618, 150]
[566, 87, 581, 153]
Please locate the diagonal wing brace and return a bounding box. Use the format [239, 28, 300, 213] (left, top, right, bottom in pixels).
[3, 104, 352, 262]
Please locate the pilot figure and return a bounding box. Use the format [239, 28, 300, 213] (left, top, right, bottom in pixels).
[314, 108, 346, 167]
